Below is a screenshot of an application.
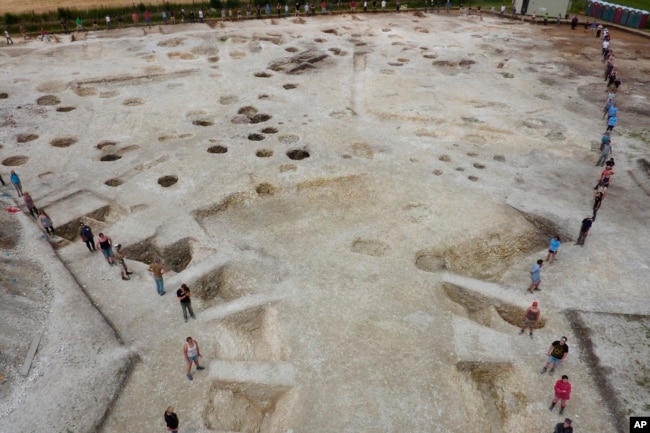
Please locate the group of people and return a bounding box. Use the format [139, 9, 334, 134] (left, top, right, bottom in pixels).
[1, 170, 55, 235]
[579, 26, 623, 246]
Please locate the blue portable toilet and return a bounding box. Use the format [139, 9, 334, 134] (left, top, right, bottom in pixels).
[628, 10, 640, 28]
[620, 7, 630, 25]
[586, 1, 593, 16]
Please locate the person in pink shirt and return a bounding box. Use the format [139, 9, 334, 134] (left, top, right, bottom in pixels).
[549, 375, 572, 415]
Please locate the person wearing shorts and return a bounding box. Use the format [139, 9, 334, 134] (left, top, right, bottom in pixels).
[546, 236, 561, 264]
[527, 259, 543, 292]
[183, 336, 205, 380]
[519, 301, 541, 338]
[541, 337, 569, 376]
[96, 233, 114, 265]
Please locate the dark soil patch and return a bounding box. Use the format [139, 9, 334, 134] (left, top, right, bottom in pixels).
[256, 149, 273, 157]
[122, 98, 144, 106]
[439, 155, 451, 162]
[208, 145, 228, 154]
[285, 47, 299, 52]
[97, 141, 117, 149]
[193, 120, 214, 127]
[287, 149, 309, 160]
[50, 137, 78, 148]
[493, 155, 506, 162]
[255, 182, 276, 195]
[0, 93, 8, 99]
[283, 83, 298, 89]
[238, 106, 258, 116]
[105, 178, 123, 187]
[100, 154, 122, 162]
[2, 156, 29, 166]
[473, 163, 485, 169]
[36, 95, 61, 106]
[468, 176, 479, 182]
[55, 206, 111, 241]
[261, 127, 278, 134]
[637, 158, 650, 178]
[249, 113, 271, 124]
[16, 134, 39, 143]
[158, 175, 178, 187]
[248, 133, 265, 141]
[254, 72, 273, 78]
[126, 237, 192, 273]
[433, 169, 443, 175]
[56, 106, 77, 112]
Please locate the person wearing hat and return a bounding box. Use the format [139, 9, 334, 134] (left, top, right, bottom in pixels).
[519, 301, 541, 338]
[541, 337, 569, 376]
[554, 418, 573, 433]
[550, 375, 572, 415]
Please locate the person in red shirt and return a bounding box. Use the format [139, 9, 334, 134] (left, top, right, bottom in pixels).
[550, 375, 572, 415]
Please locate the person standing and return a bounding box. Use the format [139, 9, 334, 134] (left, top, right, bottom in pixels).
[595, 165, 614, 193]
[4, 29, 14, 45]
[554, 418, 573, 433]
[549, 375, 572, 415]
[177, 284, 196, 322]
[114, 244, 132, 280]
[10, 170, 23, 197]
[570, 16, 578, 30]
[198, 9, 204, 23]
[75, 16, 83, 30]
[148, 258, 166, 296]
[546, 236, 561, 264]
[593, 191, 604, 221]
[143, 10, 150, 27]
[541, 336, 569, 375]
[105, 15, 111, 30]
[381, 0, 386, 12]
[38, 210, 55, 236]
[527, 259, 543, 293]
[92, 17, 98, 31]
[79, 222, 96, 252]
[519, 301, 541, 338]
[596, 141, 612, 167]
[22, 192, 38, 218]
[183, 337, 205, 380]
[164, 406, 179, 433]
[576, 217, 593, 246]
[446, 0, 451, 13]
[96, 233, 114, 265]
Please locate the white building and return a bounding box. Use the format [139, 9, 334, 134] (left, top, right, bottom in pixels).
[513, 0, 572, 17]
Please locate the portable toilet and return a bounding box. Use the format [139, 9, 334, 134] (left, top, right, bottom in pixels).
[613, 7, 622, 23]
[591, 1, 601, 18]
[603, 4, 616, 23]
[586, 1, 593, 16]
[620, 7, 630, 25]
[628, 10, 640, 28]
[640, 10, 649, 29]
[600, 4, 610, 20]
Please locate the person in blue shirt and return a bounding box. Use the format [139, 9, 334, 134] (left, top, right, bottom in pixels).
[607, 103, 618, 120]
[546, 236, 561, 265]
[527, 259, 544, 293]
[10, 170, 22, 197]
[605, 115, 617, 133]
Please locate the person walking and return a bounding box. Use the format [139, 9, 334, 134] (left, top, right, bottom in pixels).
[177, 284, 196, 322]
[96, 233, 115, 265]
[38, 210, 55, 236]
[4, 29, 14, 45]
[549, 375, 572, 415]
[596, 141, 612, 167]
[595, 165, 614, 193]
[148, 258, 166, 296]
[576, 217, 593, 246]
[554, 418, 573, 433]
[546, 236, 561, 264]
[75, 16, 83, 30]
[79, 222, 96, 252]
[541, 336, 569, 376]
[22, 192, 38, 218]
[593, 191, 604, 221]
[10, 170, 23, 197]
[527, 259, 543, 292]
[183, 336, 205, 380]
[519, 301, 541, 338]
[164, 406, 179, 433]
[114, 244, 132, 280]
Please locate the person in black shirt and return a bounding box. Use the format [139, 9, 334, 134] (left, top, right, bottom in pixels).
[177, 284, 196, 323]
[554, 418, 573, 433]
[576, 217, 592, 246]
[164, 406, 179, 433]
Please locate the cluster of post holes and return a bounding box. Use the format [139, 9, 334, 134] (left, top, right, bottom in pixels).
[207, 145, 309, 161]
